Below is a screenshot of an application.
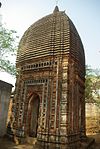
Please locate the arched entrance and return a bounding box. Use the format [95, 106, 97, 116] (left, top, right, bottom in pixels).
[27, 93, 40, 137]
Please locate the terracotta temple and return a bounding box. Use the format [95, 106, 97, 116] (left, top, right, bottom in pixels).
[9, 6, 86, 148]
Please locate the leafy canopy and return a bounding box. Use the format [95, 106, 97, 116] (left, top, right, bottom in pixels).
[0, 24, 18, 75]
[85, 66, 100, 107]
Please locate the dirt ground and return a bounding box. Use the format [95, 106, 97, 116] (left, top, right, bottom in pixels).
[0, 134, 100, 149]
[89, 133, 100, 149]
[0, 137, 33, 149]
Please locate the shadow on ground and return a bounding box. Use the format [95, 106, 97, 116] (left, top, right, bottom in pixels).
[88, 133, 100, 149]
[0, 137, 33, 149]
[0, 134, 100, 149]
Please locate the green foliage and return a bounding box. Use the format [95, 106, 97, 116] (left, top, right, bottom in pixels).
[85, 65, 100, 107]
[0, 24, 18, 75]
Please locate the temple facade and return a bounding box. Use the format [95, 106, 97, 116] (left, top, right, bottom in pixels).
[10, 6, 86, 148]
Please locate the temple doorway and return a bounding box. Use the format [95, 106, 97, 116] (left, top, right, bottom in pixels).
[27, 93, 40, 137]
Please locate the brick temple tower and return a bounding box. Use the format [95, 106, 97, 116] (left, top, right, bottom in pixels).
[11, 6, 86, 148]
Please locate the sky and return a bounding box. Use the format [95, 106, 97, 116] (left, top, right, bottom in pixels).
[0, 0, 100, 85]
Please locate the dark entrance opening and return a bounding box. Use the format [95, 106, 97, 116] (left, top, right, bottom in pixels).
[27, 93, 40, 137]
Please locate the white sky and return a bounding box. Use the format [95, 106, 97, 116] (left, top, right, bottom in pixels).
[0, 0, 100, 85]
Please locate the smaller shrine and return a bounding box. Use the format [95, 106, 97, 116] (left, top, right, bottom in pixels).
[0, 80, 13, 136]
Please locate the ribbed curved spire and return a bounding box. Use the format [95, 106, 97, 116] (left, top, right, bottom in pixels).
[53, 6, 59, 13]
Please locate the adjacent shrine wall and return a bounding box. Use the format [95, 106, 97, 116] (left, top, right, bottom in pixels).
[0, 80, 13, 136]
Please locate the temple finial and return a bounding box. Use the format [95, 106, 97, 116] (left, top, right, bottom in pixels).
[0, 2, 2, 8]
[53, 5, 59, 13]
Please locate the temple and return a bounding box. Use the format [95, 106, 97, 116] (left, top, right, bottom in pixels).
[10, 6, 86, 148]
